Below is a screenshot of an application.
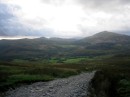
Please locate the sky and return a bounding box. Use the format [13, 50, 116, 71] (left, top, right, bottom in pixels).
[0, 0, 130, 38]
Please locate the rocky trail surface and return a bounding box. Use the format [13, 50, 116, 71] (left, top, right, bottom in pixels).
[6, 71, 95, 97]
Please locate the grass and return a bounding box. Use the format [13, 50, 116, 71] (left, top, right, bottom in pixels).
[7, 74, 54, 84]
[63, 57, 86, 63]
[0, 61, 79, 91]
[0, 56, 130, 97]
[117, 79, 130, 97]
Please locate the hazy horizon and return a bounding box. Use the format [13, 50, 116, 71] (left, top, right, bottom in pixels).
[0, 31, 130, 40]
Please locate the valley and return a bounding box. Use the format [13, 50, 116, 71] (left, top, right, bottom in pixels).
[0, 31, 130, 97]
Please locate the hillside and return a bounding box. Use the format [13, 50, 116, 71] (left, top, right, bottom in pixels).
[78, 31, 130, 44]
[1, 31, 130, 97]
[0, 31, 130, 61]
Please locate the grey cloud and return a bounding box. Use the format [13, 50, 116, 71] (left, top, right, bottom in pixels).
[77, 0, 130, 7]
[0, 0, 130, 38]
[120, 0, 130, 4]
[76, 0, 130, 12]
[40, 0, 65, 5]
[0, 3, 17, 36]
[0, 3, 52, 37]
[76, 0, 130, 35]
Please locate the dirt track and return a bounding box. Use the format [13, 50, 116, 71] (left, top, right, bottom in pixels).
[6, 71, 95, 97]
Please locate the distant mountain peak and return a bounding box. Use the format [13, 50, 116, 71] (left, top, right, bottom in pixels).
[100, 31, 110, 33]
[92, 31, 124, 38]
[80, 31, 130, 44]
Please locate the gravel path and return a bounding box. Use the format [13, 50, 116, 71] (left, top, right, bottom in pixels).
[6, 71, 95, 97]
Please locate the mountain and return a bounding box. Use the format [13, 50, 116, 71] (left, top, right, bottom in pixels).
[0, 31, 130, 61]
[78, 31, 130, 44]
[77, 31, 130, 51]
